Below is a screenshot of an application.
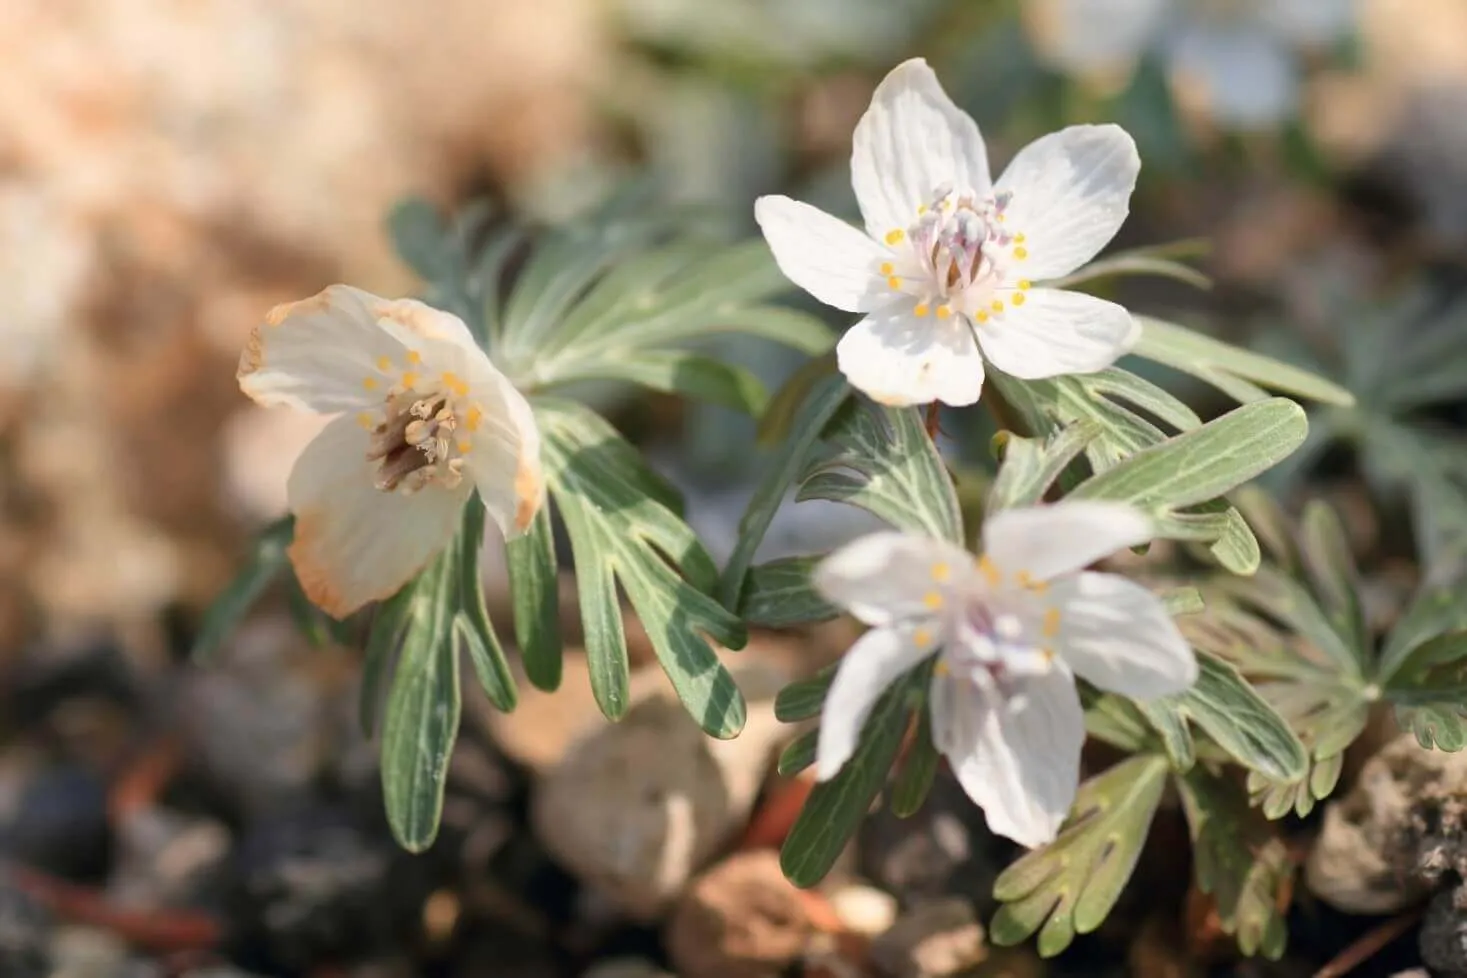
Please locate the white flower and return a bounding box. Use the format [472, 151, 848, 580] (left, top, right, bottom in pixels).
[237, 285, 543, 618]
[754, 58, 1141, 409]
[1028, 0, 1358, 129]
[811, 501, 1197, 848]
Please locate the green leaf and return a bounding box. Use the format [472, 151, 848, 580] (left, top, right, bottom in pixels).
[1382, 630, 1467, 750]
[774, 667, 833, 724]
[1178, 768, 1291, 959]
[777, 729, 818, 777]
[740, 557, 840, 628]
[454, 497, 516, 711]
[192, 516, 295, 662]
[1145, 653, 1307, 781]
[1380, 553, 1467, 682]
[386, 197, 455, 288]
[1132, 317, 1355, 407]
[1073, 399, 1309, 512]
[361, 586, 412, 737]
[1055, 241, 1212, 292]
[987, 421, 1100, 510]
[546, 349, 769, 415]
[799, 398, 963, 544]
[889, 704, 940, 818]
[506, 502, 563, 691]
[379, 548, 461, 852]
[780, 670, 922, 886]
[991, 755, 1170, 956]
[718, 375, 851, 610]
[538, 398, 748, 737]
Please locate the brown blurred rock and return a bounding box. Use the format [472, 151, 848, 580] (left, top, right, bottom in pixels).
[828, 882, 898, 938]
[1307, 732, 1467, 914]
[1422, 886, 1467, 978]
[531, 661, 788, 920]
[581, 958, 675, 978]
[868, 897, 986, 978]
[0, 0, 606, 651]
[665, 850, 812, 978]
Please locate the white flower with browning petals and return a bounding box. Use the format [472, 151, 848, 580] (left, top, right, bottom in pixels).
[812, 501, 1196, 848]
[755, 58, 1142, 408]
[237, 285, 542, 618]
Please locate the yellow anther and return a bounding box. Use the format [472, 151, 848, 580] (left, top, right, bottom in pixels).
[976, 309, 990, 323]
[931, 562, 951, 583]
[915, 627, 933, 647]
[362, 376, 379, 391]
[997, 212, 1006, 221]
[922, 591, 944, 610]
[456, 439, 472, 455]
[357, 412, 376, 429]
[406, 350, 422, 365]
[465, 405, 484, 432]
[1016, 570, 1047, 593]
[1015, 233, 1026, 244]
[1018, 279, 1031, 290]
[917, 205, 928, 215]
[401, 371, 419, 389]
[1042, 607, 1062, 639]
[887, 275, 902, 290]
[376, 355, 392, 371]
[977, 555, 1001, 586]
[914, 303, 931, 318]
[886, 229, 905, 245]
[935, 305, 952, 320]
[1011, 292, 1026, 306]
[880, 261, 895, 275]
[992, 299, 1005, 312]
[1014, 246, 1028, 260]
[441, 371, 469, 396]
[933, 659, 949, 677]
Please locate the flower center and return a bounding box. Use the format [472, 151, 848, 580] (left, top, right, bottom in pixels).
[881, 184, 1031, 323]
[934, 592, 1056, 690]
[356, 361, 490, 497]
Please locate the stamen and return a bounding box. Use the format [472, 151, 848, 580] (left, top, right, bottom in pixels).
[1042, 608, 1062, 638]
[362, 377, 379, 391]
[880, 262, 894, 275]
[931, 562, 951, 582]
[886, 229, 905, 245]
[935, 305, 952, 320]
[887, 275, 902, 290]
[914, 303, 931, 318]
[922, 591, 944, 610]
[976, 555, 1001, 586]
[1011, 293, 1026, 306]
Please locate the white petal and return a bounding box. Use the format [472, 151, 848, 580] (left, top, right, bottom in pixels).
[287, 414, 469, 618]
[1026, 0, 1170, 74]
[837, 308, 985, 407]
[754, 195, 888, 313]
[463, 358, 545, 540]
[814, 532, 975, 627]
[983, 501, 1153, 582]
[993, 125, 1140, 280]
[1046, 571, 1198, 698]
[369, 295, 485, 370]
[976, 288, 1137, 380]
[932, 665, 1084, 848]
[851, 58, 991, 242]
[816, 626, 933, 780]
[1167, 22, 1298, 129]
[238, 285, 409, 414]
[1257, 0, 1356, 48]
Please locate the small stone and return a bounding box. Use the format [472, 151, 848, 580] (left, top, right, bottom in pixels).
[868, 898, 987, 978]
[581, 957, 675, 978]
[1307, 733, 1467, 913]
[827, 883, 898, 937]
[0, 871, 51, 978]
[47, 926, 141, 978]
[532, 662, 788, 920]
[665, 850, 812, 978]
[1422, 886, 1467, 978]
[0, 763, 110, 882]
[108, 807, 232, 909]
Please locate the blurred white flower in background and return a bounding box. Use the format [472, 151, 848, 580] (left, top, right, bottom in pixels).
[811, 502, 1196, 848]
[1026, 0, 1359, 129]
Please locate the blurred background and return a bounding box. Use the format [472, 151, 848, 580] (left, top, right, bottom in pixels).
[3, 0, 1467, 976]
